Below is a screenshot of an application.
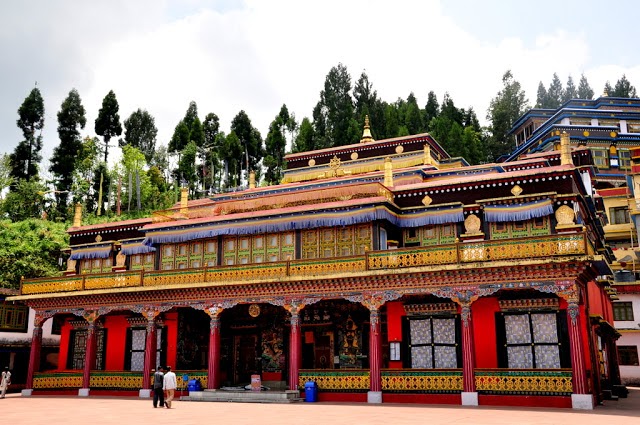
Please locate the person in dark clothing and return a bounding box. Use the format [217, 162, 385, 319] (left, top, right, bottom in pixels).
[153, 366, 165, 408]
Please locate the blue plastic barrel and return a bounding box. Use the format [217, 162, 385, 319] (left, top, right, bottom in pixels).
[304, 381, 317, 402]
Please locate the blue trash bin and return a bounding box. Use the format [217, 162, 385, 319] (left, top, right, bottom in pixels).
[187, 378, 202, 392]
[304, 381, 317, 402]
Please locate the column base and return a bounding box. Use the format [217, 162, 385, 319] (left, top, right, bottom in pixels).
[571, 394, 594, 410]
[21, 389, 33, 397]
[139, 389, 152, 398]
[78, 388, 90, 397]
[367, 391, 382, 404]
[461, 392, 479, 406]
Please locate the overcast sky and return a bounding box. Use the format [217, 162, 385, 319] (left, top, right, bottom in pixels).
[2, 0, 640, 175]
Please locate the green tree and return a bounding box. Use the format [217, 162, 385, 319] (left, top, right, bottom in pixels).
[313, 63, 358, 147]
[563, 75, 577, 102]
[353, 71, 385, 139]
[221, 132, 242, 188]
[403, 93, 423, 135]
[546, 73, 564, 108]
[50, 88, 86, 217]
[202, 113, 221, 193]
[292, 117, 315, 153]
[0, 219, 69, 289]
[486, 70, 529, 160]
[0, 155, 14, 199]
[423, 91, 439, 131]
[95, 90, 123, 163]
[169, 121, 190, 154]
[603, 81, 613, 97]
[577, 73, 594, 99]
[462, 126, 485, 165]
[177, 141, 198, 192]
[71, 136, 101, 214]
[1, 179, 47, 222]
[535, 82, 548, 108]
[122, 109, 158, 163]
[611, 74, 637, 98]
[264, 108, 288, 185]
[120, 145, 148, 211]
[231, 110, 263, 181]
[10, 87, 45, 183]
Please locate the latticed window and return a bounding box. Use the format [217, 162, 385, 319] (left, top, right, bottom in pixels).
[0, 303, 29, 332]
[67, 328, 106, 370]
[613, 302, 635, 321]
[618, 346, 639, 366]
[591, 148, 609, 169]
[609, 207, 630, 225]
[496, 312, 570, 369]
[406, 316, 460, 368]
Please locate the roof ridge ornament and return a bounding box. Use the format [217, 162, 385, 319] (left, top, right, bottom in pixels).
[360, 115, 375, 143]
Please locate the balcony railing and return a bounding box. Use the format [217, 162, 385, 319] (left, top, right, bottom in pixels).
[475, 368, 573, 395]
[21, 233, 589, 296]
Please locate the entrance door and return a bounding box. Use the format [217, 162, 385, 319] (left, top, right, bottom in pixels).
[234, 334, 259, 384]
[315, 332, 333, 369]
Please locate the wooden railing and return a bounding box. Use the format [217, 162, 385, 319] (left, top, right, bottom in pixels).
[32, 370, 206, 390]
[20, 233, 589, 295]
[475, 368, 573, 395]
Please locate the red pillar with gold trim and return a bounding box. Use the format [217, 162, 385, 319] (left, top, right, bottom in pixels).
[143, 318, 157, 390]
[568, 302, 593, 409]
[208, 315, 221, 389]
[80, 321, 97, 396]
[460, 304, 478, 406]
[288, 309, 301, 391]
[368, 307, 382, 403]
[24, 321, 43, 395]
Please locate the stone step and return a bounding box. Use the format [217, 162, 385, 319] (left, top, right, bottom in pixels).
[181, 390, 304, 404]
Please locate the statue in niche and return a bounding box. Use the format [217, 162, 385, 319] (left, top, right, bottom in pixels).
[338, 314, 362, 368]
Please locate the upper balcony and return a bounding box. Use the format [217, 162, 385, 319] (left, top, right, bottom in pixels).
[20, 232, 594, 296]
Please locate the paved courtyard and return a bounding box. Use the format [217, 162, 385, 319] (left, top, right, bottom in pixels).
[3, 388, 639, 425]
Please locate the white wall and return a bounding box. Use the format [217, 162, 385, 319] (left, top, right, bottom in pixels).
[614, 293, 640, 385]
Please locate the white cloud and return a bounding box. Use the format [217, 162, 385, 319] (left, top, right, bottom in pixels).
[2, 0, 640, 172]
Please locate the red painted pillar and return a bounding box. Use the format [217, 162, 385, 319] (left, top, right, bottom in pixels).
[369, 308, 382, 393]
[288, 311, 301, 391]
[461, 305, 476, 392]
[82, 323, 97, 389]
[143, 320, 157, 390]
[26, 324, 43, 390]
[568, 303, 589, 394]
[208, 316, 221, 389]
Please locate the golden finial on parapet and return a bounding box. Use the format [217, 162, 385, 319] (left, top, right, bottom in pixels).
[249, 170, 256, 189]
[384, 156, 394, 187]
[560, 131, 573, 166]
[180, 187, 189, 215]
[423, 144, 432, 165]
[72, 203, 82, 227]
[360, 115, 375, 143]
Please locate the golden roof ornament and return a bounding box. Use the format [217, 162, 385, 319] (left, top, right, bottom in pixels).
[360, 115, 375, 143]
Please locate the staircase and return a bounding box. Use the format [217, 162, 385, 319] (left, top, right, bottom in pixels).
[181, 389, 303, 403]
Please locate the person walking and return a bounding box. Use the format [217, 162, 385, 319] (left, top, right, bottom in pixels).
[163, 366, 177, 408]
[1, 367, 11, 398]
[152, 366, 165, 408]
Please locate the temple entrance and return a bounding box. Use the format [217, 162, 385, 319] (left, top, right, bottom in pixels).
[219, 303, 288, 387]
[234, 334, 259, 384]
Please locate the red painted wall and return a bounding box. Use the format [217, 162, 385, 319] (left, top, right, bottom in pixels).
[103, 315, 128, 370]
[586, 280, 605, 317]
[471, 297, 500, 368]
[58, 319, 72, 370]
[386, 301, 405, 369]
[164, 312, 178, 369]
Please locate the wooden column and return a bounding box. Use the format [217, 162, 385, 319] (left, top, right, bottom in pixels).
[288, 310, 301, 391]
[369, 307, 382, 393]
[208, 315, 221, 389]
[461, 304, 476, 392]
[25, 322, 43, 391]
[568, 303, 589, 394]
[82, 322, 97, 390]
[142, 318, 157, 390]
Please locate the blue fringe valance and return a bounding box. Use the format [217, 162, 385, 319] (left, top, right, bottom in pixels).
[143, 205, 464, 246]
[121, 241, 156, 256]
[484, 199, 554, 222]
[70, 243, 113, 260]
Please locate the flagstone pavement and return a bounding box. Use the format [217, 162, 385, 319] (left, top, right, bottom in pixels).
[3, 387, 639, 425]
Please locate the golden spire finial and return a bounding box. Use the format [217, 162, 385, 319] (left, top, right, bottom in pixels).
[360, 115, 375, 143]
